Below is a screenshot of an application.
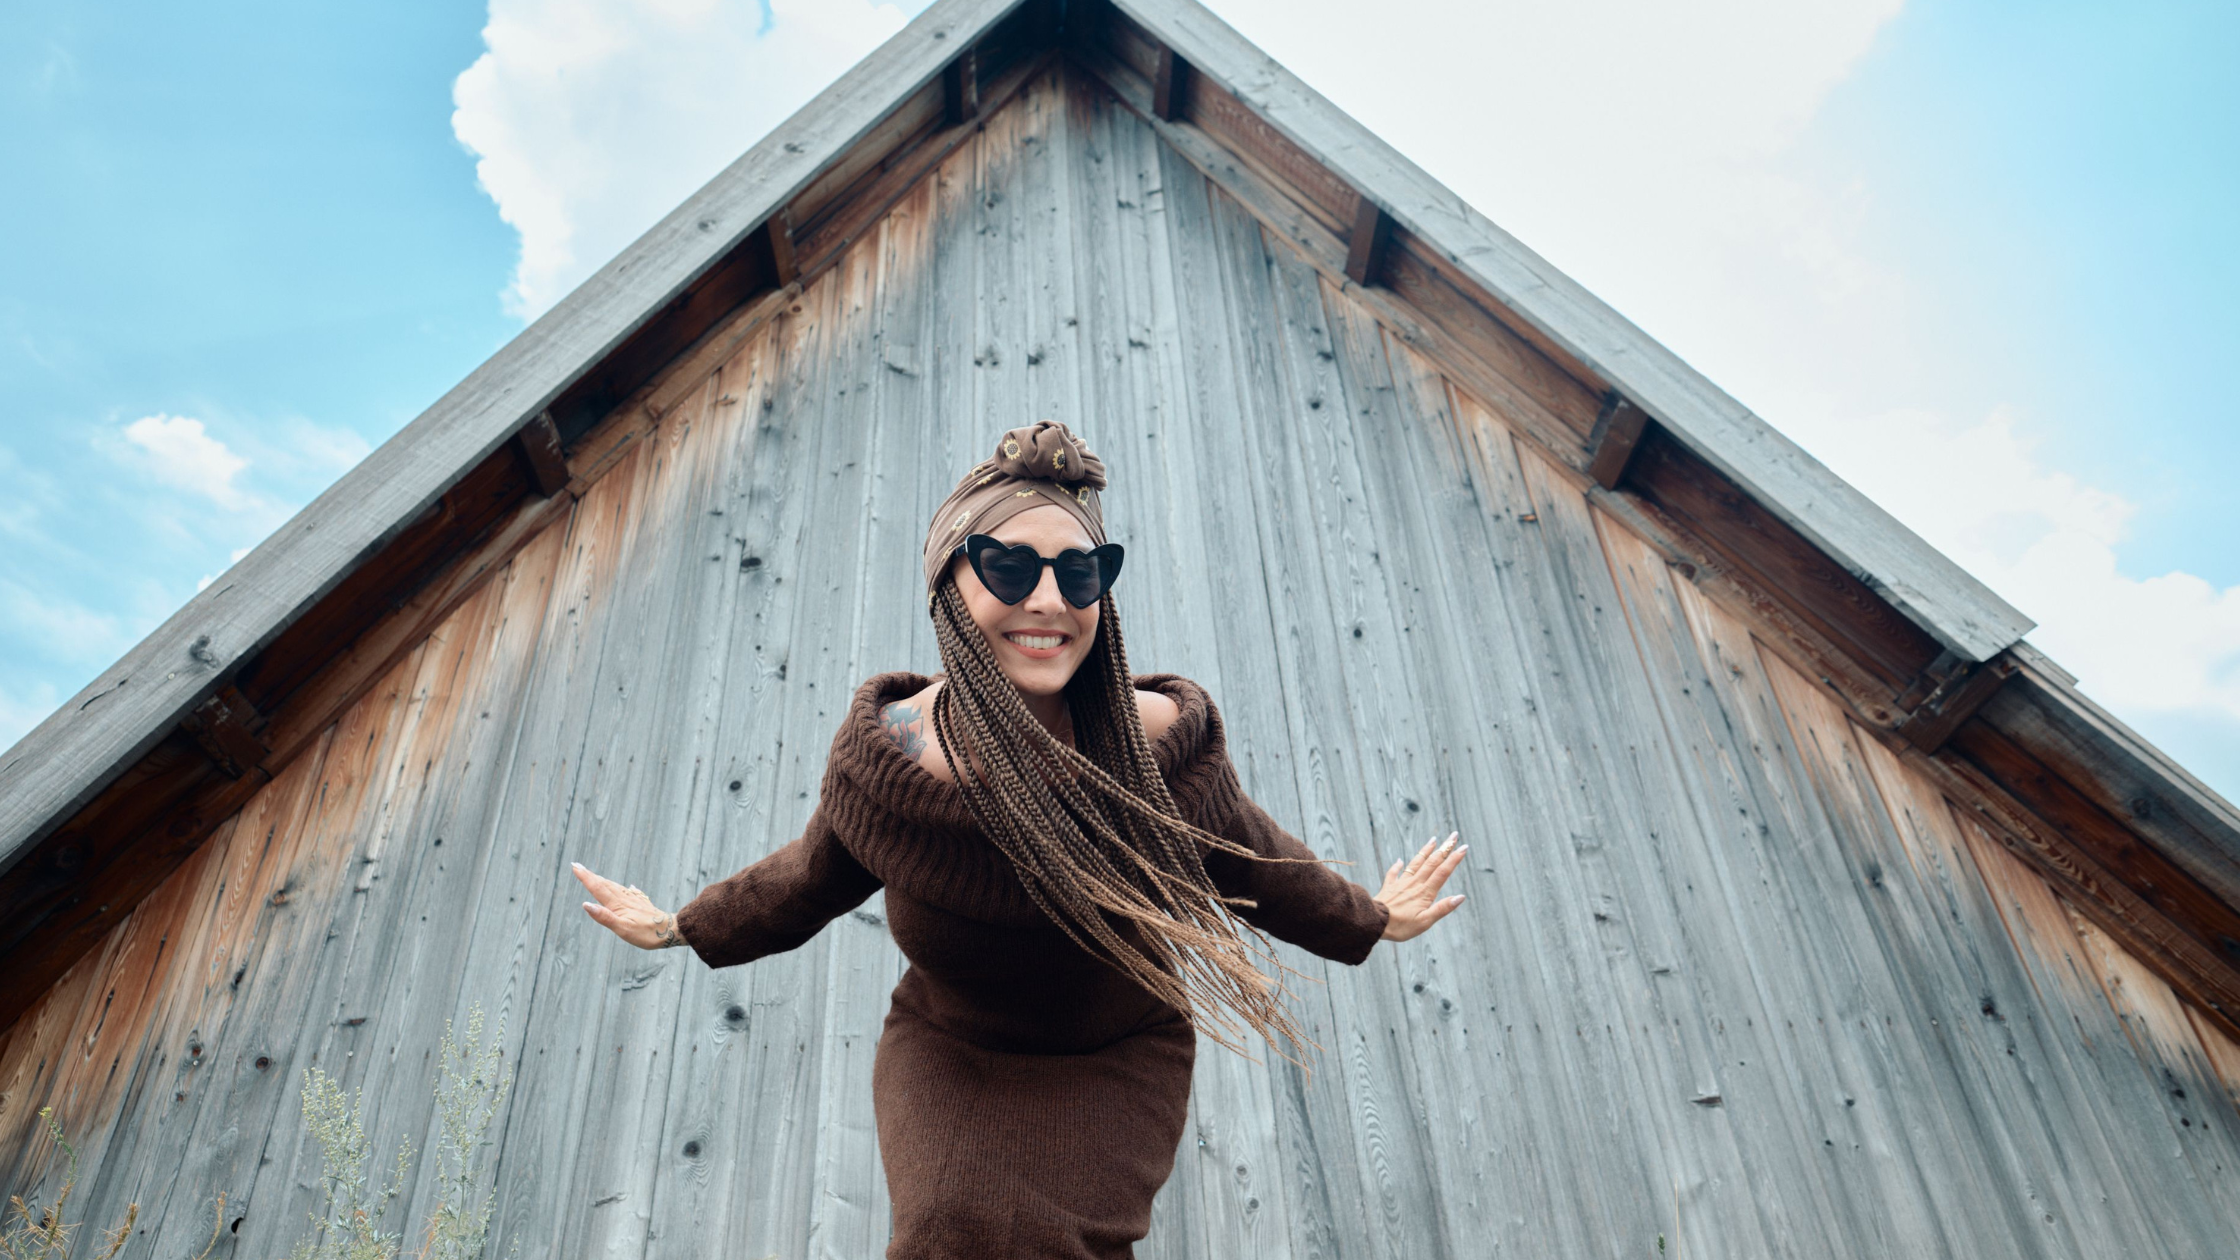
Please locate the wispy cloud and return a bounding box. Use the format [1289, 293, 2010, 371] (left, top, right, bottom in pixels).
[0, 678, 64, 752]
[433, 0, 2234, 793]
[0, 575, 130, 668]
[452, 0, 912, 320]
[1207, 0, 2239, 789]
[1796, 405, 2240, 720]
[120, 413, 254, 510]
[32, 42, 80, 100]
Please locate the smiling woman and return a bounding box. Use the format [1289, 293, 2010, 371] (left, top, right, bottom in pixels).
[573, 420, 1466, 1258]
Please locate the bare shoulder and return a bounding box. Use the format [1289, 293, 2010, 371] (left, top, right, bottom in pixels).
[1134, 687, 1181, 743]
[878, 680, 953, 782]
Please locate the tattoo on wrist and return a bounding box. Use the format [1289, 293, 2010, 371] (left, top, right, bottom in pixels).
[655, 913, 684, 949]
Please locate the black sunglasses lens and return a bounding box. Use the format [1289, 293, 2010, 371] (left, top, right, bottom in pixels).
[975, 543, 1042, 603]
[1054, 554, 1103, 607]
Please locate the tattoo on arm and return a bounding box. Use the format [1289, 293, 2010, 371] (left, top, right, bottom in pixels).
[655, 912, 684, 949]
[879, 702, 928, 759]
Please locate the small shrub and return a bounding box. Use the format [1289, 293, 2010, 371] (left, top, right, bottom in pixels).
[3, 1106, 227, 1260]
[287, 1070, 414, 1260]
[287, 1002, 515, 1260]
[412, 1007, 513, 1260]
[0, 1107, 135, 1260]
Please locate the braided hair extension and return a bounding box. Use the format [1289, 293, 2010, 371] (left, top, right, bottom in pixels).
[925, 574, 1337, 1068]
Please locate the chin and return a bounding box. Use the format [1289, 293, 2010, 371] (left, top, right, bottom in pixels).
[994, 648, 1089, 696]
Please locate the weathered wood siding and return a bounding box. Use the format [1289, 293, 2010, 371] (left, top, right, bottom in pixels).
[5, 68, 2237, 1258]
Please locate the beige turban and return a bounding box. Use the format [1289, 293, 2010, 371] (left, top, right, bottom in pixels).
[922, 421, 1107, 593]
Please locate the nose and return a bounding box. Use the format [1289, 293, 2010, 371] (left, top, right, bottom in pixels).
[1021, 563, 1067, 614]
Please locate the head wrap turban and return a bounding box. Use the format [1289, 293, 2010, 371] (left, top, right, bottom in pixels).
[922, 421, 1107, 594]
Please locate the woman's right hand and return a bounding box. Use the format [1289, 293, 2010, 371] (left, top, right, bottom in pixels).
[574, 862, 686, 950]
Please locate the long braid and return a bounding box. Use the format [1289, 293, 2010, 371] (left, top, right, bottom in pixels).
[927, 576, 1331, 1068]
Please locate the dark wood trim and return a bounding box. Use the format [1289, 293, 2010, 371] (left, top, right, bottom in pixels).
[1982, 655, 2240, 910]
[1343, 193, 1391, 287]
[1068, 26, 2240, 1045]
[179, 686, 269, 780]
[1107, 0, 2030, 662]
[1941, 722, 2240, 1018]
[514, 411, 570, 498]
[0, 0, 1034, 893]
[1585, 393, 1649, 490]
[1896, 652, 2014, 754]
[789, 48, 1053, 284]
[1624, 426, 1944, 694]
[943, 46, 980, 124]
[1151, 44, 1189, 121]
[767, 209, 800, 288]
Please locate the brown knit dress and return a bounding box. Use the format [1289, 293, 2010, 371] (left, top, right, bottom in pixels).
[674, 671, 1391, 1259]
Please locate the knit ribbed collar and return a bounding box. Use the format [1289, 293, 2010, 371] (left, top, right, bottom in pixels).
[819, 670, 1227, 922]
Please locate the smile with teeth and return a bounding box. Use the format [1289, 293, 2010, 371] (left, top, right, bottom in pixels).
[1004, 631, 1070, 652]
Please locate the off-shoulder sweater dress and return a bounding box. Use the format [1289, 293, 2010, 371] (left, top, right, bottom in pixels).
[673, 672, 1391, 1259]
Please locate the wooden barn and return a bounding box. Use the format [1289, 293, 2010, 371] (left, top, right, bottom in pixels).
[5, 1, 2239, 1254]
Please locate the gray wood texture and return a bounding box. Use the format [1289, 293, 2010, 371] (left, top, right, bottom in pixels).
[0, 0, 1030, 877]
[1108, 0, 2033, 665]
[5, 66, 2236, 1260]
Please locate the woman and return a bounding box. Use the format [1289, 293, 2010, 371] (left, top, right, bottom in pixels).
[574, 420, 1467, 1258]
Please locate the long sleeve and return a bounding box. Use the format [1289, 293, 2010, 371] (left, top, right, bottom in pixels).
[674, 803, 883, 969]
[1199, 782, 1390, 966]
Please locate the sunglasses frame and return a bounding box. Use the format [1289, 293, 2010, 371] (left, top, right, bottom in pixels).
[951, 533, 1125, 608]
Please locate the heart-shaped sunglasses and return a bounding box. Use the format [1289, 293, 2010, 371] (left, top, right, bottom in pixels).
[951, 533, 1125, 608]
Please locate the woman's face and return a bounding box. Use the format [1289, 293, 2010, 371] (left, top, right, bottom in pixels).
[951, 505, 1102, 699]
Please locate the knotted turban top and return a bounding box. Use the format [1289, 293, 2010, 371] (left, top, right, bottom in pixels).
[921, 421, 1107, 594]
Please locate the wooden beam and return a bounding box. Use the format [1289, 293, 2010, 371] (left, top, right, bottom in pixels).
[1944, 720, 2240, 1001]
[1625, 426, 1945, 693]
[1107, 0, 2031, 664]
[943, 46, 980, 124]
[0, 0, 1034, 883]
[1982, 648, 2240, 909]
[1151, 44, 1189, 121]
[1342, 192, 1391, 287]
[1897, 651, 2015, 754]
[766, 208, 800, 289]
[1584, 393, 1649, 490]
[178, 686, 269, 781]
[514, 410, 570, 498]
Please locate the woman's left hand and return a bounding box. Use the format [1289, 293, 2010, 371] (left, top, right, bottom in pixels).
[1374, 832, 1467, 941]
[574, 862, 686, 950]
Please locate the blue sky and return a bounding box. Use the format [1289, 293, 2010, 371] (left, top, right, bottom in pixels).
[2, 0, 2234, 797]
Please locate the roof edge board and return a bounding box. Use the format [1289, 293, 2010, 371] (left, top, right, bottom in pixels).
[0, 0, 1029, 874]
[1991, 643, 2240, 899]
[1109, 0, 2033, 665]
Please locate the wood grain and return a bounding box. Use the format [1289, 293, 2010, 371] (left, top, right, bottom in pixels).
[6, 57, 2239, 1260]
[1102, 0, 2032, 663]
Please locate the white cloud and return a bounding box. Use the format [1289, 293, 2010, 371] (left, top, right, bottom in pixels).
[264, 417, 373, 481]
[437, 0, 2237, 791]
[120, 413, 252, 509]
[0, 577, 129, 668]
[1792, 406, 2240, 718]
[1203, 0, 2238, 777]
[452, 0, 912, 321]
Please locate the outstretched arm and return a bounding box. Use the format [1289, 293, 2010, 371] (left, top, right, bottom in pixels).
[1202, 788, 1393, 966]
[575, 805, 882, 968]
